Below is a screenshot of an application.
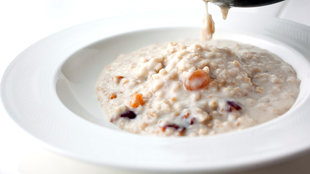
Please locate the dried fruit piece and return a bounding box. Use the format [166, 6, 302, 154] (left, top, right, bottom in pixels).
[112, 75, 124, 84]
[109, 93, 117, 99]
[181, 113, 195, 125]
[161, 124, 186, 136]
[162, 124, 180, 131]
[120, 110, 136, 119]
[184, 69, 210, 91]
[178, 127, 186, 136]
[110, 118, 116, 123]
[182, 113, 190, 119]
[226, 101, 242, 112]
[190, 118, 196, 125]
[130, 93, 144, 108]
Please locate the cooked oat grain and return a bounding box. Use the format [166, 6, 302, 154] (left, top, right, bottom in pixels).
[96, 40, 300, 136]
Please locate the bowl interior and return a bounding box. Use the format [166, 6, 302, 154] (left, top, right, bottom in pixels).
[55, 27, 310, 131]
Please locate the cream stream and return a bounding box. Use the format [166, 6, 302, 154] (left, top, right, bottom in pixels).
[201, 0, 230, 40]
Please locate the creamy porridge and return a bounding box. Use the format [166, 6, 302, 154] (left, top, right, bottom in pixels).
[96, 40, 300, 136]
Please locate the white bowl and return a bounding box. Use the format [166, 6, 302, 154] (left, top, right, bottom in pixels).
[2, 11, 310, 173]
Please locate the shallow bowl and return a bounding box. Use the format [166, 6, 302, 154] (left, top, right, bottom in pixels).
[2, 11, 310, 173]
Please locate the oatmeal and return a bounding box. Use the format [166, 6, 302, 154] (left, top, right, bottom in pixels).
[96, 40, 300, 136]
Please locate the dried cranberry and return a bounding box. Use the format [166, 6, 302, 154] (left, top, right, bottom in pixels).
[120, 110, 136, 119]
[164, 124, 180, 130]
[190, 118, 196, 125]
[226, 101, 242, 112]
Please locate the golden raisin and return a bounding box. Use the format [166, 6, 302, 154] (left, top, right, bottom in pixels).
[130, 93, 144, 108]
[184, 69, 210, 91]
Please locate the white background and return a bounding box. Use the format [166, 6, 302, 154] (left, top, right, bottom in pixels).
[0, 0, 310, 174]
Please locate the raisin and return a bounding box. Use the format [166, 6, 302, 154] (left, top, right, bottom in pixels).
[120, 110, 136, 119]
[161, 124, 186, 136]
[226, 101, 242, 112]
[165, 124, 180, 130]
[190, 118, 196, 125]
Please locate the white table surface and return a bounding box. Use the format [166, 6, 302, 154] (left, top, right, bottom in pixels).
[1, 0, 310, 174]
